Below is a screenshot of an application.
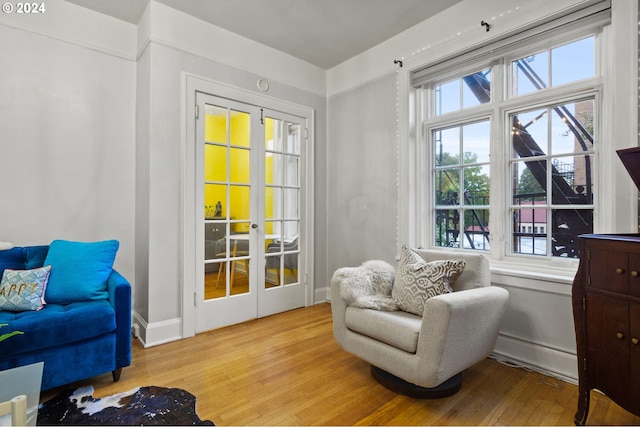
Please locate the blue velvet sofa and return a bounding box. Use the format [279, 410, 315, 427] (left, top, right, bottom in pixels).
[0, 243, 132, 391]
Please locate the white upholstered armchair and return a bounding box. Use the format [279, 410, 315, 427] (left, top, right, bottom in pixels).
[330, 248, 509, 398]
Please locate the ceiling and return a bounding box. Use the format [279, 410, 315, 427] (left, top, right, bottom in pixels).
[64, 0, 461, 69]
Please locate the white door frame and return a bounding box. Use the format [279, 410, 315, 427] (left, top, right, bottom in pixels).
[181, 73, 315, 338]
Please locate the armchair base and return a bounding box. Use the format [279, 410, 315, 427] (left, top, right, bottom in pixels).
[371, 366, 462, 399]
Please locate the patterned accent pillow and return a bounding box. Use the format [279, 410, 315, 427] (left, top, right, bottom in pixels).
[0, 265, 51, 312]
[392, 246, 466, 316]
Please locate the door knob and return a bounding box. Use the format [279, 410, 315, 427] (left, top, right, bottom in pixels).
[251, 224, 258, 229]
[616, 268, 624, 274]
[616, 332, 624, 339]
[632, 338, 639, 345]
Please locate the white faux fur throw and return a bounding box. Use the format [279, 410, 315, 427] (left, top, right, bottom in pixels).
[334, 260, 398, 311]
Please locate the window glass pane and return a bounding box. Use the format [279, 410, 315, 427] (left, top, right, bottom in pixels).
[552, 37, 595, 86]
[463, 69, 491, 108]
[463, 165, 490, 205]
[205, 184, 227, 219]
[435, 70, 491, 116]
[284, 188, 299, 219]
[435, 80, 460, 115]
[512, 208, 547, 256]
[463, 121, 490, 164]
[463, 209, 490, 251]
[511, 109, 548, 159]
[286, 124, 300, 154]
[512, 51, 549, 96]
[552, 208, 593, 257]
[229, 185, 250, 221]
[204, 144, 227, 182]
[435, 169, 460, 205]
[284, 155, 299, 186]
[229, 148, 250, 184]
[204, 105, 227, 144]
[435, 208, 461, 248]
[551, 155, 594, 204]
[434, 127, 460, 166]
[513, 160, 547, 204]
[551, 100, 594, 155]
[230, 110, 250, 147]
[265, 186, 279, 221]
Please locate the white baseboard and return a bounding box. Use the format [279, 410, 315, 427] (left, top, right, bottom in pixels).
[132, 311, 183, 348]
[493, 333, 578, 384]
[314, 285, 330, 304]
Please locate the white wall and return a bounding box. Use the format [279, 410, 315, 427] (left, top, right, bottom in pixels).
[0, 2, 136, 283]
[325, 0, 638, 382]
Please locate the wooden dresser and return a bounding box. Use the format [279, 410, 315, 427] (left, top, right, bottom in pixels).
[572, 233, 640, 425]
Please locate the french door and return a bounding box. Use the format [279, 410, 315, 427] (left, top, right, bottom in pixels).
[194, 92, 307, 332]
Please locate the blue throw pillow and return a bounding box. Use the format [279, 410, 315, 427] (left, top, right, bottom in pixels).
[43, 240, 119, 304]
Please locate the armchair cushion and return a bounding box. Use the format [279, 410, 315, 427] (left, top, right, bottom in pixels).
[345, 308, 421, 353]
[392, 246, 466, 315]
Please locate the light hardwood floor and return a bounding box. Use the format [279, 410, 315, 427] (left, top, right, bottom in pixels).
[42, 303, 640, 425]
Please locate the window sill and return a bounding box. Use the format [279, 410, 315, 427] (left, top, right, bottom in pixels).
[489, 258, 577, 294]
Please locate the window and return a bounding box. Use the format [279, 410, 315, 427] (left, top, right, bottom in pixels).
[421, 33, 601, 259]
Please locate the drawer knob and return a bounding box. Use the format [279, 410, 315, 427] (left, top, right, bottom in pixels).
[616, 268, 624, 274]
[633, 271, 639, 277]
[616, 332, 624, 339]
[633, 338, 639, 345]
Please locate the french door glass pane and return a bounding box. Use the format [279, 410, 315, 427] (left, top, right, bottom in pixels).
[204, 104, 251, 300]
[265, 117, 300, 288]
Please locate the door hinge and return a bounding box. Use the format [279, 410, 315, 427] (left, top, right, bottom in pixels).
[304, 127, 308, 139]
[582, 297, 586, 311]
[194, 291, 198, 307]
[260, 108, 264, 125]
[195, 104, 200, 119]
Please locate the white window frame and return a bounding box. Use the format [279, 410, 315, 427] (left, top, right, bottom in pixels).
[405, 5, 615, 277]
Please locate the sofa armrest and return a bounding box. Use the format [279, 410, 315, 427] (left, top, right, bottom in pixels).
[107, 270, 132, 369]
[418, 286, 509, 380]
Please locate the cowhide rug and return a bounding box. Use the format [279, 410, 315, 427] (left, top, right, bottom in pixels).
[37, 385, 214, 426]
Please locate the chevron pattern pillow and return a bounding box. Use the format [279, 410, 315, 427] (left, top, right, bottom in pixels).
[0, 265, 51, 311]
[392, 246, 466, 316]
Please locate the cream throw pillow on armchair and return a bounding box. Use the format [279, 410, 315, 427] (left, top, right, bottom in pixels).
[392, 245, 466, 316]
